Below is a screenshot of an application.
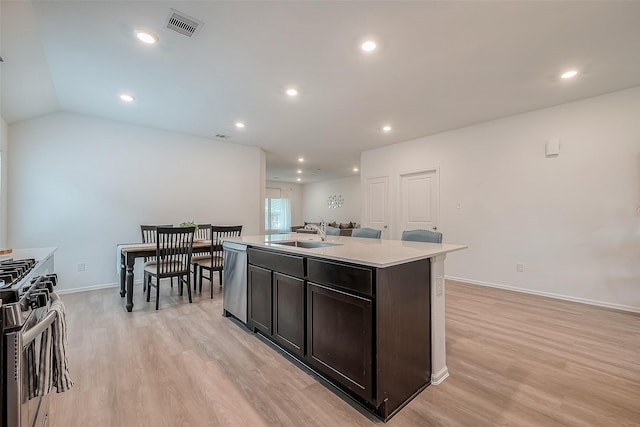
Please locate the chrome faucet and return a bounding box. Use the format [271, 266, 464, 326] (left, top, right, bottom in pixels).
[310, 216, 326, 241]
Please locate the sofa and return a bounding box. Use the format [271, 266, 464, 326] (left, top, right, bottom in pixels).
[291, 221, 359, 237]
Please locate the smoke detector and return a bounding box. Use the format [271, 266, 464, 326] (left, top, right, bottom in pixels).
[165, 9, 204, 37]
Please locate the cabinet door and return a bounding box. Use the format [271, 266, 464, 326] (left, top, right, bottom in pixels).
[248, 265, 272, 335]
[272, 272, 305, 357]
[306, 282, 373, 402]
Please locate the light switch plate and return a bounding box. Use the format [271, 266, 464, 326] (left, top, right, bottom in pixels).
[545, 138, 560, 157]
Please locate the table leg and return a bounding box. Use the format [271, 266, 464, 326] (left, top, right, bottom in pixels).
[126, 255, 135, 312]
[120, 252, 126, 297]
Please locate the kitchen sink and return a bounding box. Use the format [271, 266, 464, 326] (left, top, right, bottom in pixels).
[271, 240, 342, 249]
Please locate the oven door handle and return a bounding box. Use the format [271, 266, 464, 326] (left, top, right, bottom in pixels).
[22, 310, 56, 347]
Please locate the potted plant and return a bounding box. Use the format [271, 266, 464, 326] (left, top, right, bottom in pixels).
[179, 221, 198, 235]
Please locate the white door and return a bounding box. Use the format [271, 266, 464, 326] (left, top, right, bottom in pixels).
[399, 169, 439, 237]
[364, 176, 391, 238]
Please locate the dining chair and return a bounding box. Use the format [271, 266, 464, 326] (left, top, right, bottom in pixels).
[194, 223, 212, 241]
[141, 224, 172, 245]
[144, 226, 195, 310]
[140, 224, 172, 292]
[325, 225, 340, 236]
[351, 227, 382, 239]
[190, 224, 212, 284]
[194, 225, 242, 298]
[401, 229, 443, 243]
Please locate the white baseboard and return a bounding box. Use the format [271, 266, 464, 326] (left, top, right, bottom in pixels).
[56, 280, 143, 295]
[56, 276, 640, 313]
[431, 366, 449, 385]
[446, 276, 640, 314]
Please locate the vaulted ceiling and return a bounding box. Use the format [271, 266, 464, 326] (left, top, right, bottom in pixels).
[2, 1, 640, 183]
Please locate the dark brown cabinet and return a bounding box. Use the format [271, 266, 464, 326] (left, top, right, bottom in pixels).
[244, 246, 432, 421]
[247, 248, 306, 356]
[306, 282, 373, 402]
[272, 272, 305, 356]
[248, 264, 272, 335]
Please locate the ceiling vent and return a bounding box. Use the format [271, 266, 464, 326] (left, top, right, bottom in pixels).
[165, 9, 203, 37]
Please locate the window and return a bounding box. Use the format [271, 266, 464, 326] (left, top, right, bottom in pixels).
[265, 187, 291, 233]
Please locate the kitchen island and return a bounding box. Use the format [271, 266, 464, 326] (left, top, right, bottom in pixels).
[224, 233, 466, 421]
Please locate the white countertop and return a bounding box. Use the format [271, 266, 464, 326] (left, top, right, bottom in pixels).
[226, 234, 466, 268]
[0, 247, 57, 262]
[0, 247, 56, 291]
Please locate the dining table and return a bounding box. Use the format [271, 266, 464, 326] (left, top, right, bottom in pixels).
[118, 240, 212, 312]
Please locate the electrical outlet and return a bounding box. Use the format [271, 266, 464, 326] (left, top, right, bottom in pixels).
[456, 201, 462, 209]
[436, 277, 444, 296]
[516, 263, 524, 273]
[78, 263, 86, 272]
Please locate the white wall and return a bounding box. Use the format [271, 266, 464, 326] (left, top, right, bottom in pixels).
[302, 176, 361, 225]
[0, 115, 7, 247]
[266, 180, 303, 227]
[8, 112, 264, 292]
[0, 1, 7, 247]
[361, 87, 640, 312]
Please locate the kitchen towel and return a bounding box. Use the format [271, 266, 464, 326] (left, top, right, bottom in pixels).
[37, 293, 74, 395]
[26, 340, 39, 399]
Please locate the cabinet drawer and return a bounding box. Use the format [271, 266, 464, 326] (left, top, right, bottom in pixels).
[307, 258, 373, 297]
[248, 248, 305, 278]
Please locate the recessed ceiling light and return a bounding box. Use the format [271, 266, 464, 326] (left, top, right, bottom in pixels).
[353, 167, 359, 172]
[235, 122, 246, 128]
[298, 157, 304, 162]
[361, 41, 376, 52]
[561, 70, 578, 79]
[286, 88, 298, 97]
[119, 94, 135, 102]
[135, 31, 157, 44]
[382, 125, 392, 132]
[297, 169, 302, 174]
[296, 178, 301, 182]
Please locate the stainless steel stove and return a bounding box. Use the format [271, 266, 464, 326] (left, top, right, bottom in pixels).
[0, 259, 36, 290]
[1, 248, 58, 427]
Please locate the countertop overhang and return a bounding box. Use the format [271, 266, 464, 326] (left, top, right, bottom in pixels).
[0, 247, 57, 262]
[226, 234, 466, 268]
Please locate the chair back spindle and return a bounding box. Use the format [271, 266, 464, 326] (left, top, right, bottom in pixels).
[211, 225, 243, 269]
[141, 224, 173, 243]
[155, 227, 195, 277]
[195, 224, 212, 241]
[193, 225, 243, 298]
[141, 224, 172, 262]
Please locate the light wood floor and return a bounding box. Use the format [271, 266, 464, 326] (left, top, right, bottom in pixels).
[49, 279, 640, 426]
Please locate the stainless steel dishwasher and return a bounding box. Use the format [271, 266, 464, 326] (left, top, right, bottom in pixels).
[222, 241, 247, 323]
